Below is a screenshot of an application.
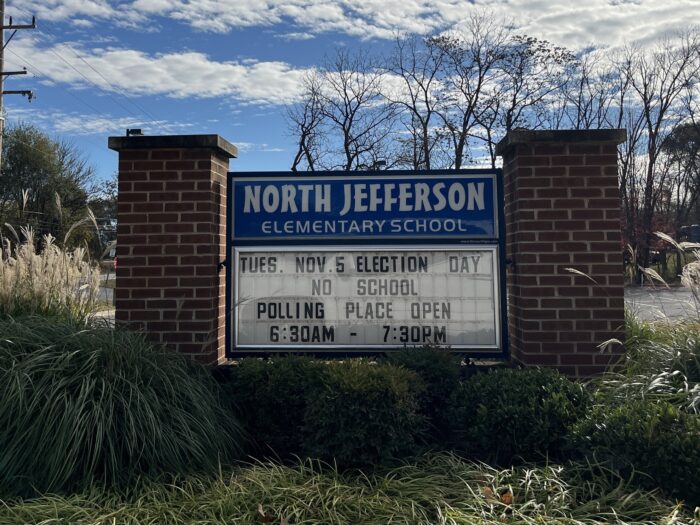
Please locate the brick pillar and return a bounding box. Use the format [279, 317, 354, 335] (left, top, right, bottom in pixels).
[496, 129, 627, 377]
[108, 135, 237, 365]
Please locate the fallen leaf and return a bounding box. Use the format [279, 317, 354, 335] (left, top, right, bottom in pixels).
[258, 504, 273, 524]
[500, 489, 513, 505]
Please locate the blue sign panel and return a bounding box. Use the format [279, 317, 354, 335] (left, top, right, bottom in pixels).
[232, 173, 498, 241]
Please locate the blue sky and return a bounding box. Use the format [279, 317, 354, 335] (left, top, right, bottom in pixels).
[5, 0, 699, 182]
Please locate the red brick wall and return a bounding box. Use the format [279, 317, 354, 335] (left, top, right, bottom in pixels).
[497, 130, 626, 376]
[110, 132, 624, 374]
[110, 135, 236, 364]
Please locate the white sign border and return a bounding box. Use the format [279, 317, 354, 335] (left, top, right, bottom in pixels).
[232, 244, 502, 352]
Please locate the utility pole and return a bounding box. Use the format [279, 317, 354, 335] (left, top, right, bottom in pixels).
[0, 0, 36, 171]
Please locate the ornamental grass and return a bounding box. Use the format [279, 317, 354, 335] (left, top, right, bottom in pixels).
[0, 453, 694, 525]
[0, 316, 245, 497]
[0, 225, 100, 320]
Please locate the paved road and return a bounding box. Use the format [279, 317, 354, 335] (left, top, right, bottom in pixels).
[624, 286, 699, 321]
[97, 286, 113, 304]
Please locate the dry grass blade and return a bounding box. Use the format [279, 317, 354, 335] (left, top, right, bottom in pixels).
[625, 244, 637, 282]
[54, 192, 63, 222]
[86, 207, 99, 234]
[563, 267, 599, 285]
[21, 189, 29, 213]
[638, 266, 669, 288]
[100, 240, 117, 260]
[654, 231, 682, 252]
[3, 224, 18, 244]
[63, 217, 90, 246]
[597, 338, 623, 352]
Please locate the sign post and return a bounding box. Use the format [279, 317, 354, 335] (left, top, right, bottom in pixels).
[226, 170, 507, 358]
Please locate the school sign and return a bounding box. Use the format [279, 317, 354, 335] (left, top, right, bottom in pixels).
[226, 171, 508, 357]
[110, 130, 627, 377]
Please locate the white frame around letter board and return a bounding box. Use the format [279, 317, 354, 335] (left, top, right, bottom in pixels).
[233, 244, 501, 352]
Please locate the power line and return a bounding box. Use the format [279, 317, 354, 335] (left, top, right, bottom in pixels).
[7, 48, 114, 119]
[0, 9, 111, 159]
[8, 46, 170, 137]
[43, 35, 167, 131]
[9, 3, 169, 134]
[5, 48, 143, 151]
[43, 45, 169, 133]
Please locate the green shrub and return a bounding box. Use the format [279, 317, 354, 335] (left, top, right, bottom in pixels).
[387, 347, 461, 442]
[571, 399, 700, 507]
[448, 367, 591, 463]
[217, 356, 326, 458]
[0, 316, 243, 496]
[302, 361, 426, 467]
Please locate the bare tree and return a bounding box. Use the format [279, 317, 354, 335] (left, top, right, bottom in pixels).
[288, 72, 325, 171]
[558, 51, 620, 130]
[387, 35, 446, 170]
[472, 33, 576, 166]
[657, 122, 700, 272]
[318, 49, 397, 171]
[496, 35, 577, 132]
[431, 12, 509, 169]
[622, 32, 700, 270]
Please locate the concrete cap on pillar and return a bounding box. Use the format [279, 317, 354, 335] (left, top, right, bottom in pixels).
[108, 134, 238, 159]
[496, 128, 627, 156]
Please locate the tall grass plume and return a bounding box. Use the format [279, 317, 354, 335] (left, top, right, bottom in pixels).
[0, 225, 99, 320]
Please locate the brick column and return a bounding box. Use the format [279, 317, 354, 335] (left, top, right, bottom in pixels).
[496, 129, 626, 377]
[108, 135, 237, 365]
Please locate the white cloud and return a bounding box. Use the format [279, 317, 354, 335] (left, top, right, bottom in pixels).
[8, 0, 699, 120]
[6, 107, 194, 136]
[12, 0, 700, 49]
[8, 36, 310, 104]
[8, 0, 139, 26]
[72, 19, 95, 28]
[274, 32, 316, 41]
[54, 115, 191, 135]
[235, 142, 286, 153]
[468, 0, 700, 50]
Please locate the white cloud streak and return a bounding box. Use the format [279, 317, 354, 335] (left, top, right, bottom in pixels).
[11, 0, 700, 49]
[236, 142, 286, 153]
[6, 107, 194, 135]
[8, 36, 310, 104]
